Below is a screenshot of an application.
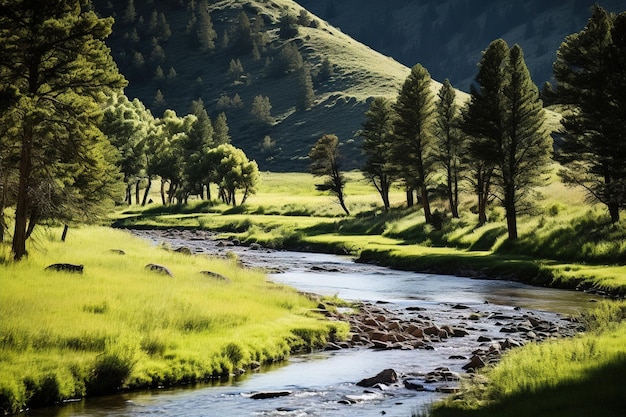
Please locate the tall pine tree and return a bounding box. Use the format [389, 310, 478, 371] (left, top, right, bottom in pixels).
[554, 6, 626, 222]
[361, 97, 397, 211]
[392, 64, 436, 223]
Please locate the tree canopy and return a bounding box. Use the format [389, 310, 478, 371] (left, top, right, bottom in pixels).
[554, 6, 626, 223]
[309, 134, 349, 216]
[0, 0, 127, 260]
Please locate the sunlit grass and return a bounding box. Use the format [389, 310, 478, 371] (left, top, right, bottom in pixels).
[0, 226, 347, 413]
[431, 302, 626, 417]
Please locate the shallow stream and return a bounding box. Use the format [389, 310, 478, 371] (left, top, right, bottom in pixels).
[27, 229, 597, 417]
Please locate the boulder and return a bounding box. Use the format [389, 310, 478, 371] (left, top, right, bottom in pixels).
[174, 247, 192, 255]
[462, 355, 486, 371]
[145, 263, 173, 276]
[356, 368, 398, 387]
[45, 263, 84, 274]
[200, 270, 230, 281]
[109, 249, 126, 255]
[250, 390, 292, 400]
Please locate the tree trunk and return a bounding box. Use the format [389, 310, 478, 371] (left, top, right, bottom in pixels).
[451, 173, 460, 218]
[12, 124, 33, 260]
[125, 183, 132, 205]
[206, 183, 212, 200]
[142, 178, 152, 206]
[61, 224, 69, 242]
[406, 187, 414, 207]
[608, 202, 620, 223]
[420, 184, 431, 224]
[160, 180, 166, 205]
[135, 181, 141, 205]
[337, 189, 350, 216]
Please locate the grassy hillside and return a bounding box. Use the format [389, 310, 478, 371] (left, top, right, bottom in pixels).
[299, 0, 625, 92]
[94, 0, 428, 171]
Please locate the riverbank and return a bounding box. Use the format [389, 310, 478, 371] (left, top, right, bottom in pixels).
[0, 226, 347, 415]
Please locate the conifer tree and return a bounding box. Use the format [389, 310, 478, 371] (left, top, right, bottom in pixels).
[309, 134, 350, 216]
[392, 64, 436, 223]
[212, 112, 231, 145]
[463, 39, 551, 239]
[461, 39, 508, 226]
[361, 97, 397, 211]
[435, 79, 464, 218]
[195, 0, 217, 52]
[296, 65, 315, 111]
[554, 6, 626, 223]
[0, 0, 127, 259]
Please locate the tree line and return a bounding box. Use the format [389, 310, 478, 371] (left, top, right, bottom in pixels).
[315, 6, 626, 242]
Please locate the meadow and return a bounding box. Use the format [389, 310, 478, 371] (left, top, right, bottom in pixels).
[0, 226, 347, 414]
[117, 171, 626, 297]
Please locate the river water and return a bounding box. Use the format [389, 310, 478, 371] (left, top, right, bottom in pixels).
[27, 229, 597, 417]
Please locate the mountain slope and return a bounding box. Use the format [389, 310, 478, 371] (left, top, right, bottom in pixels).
[296, 0, 624, 92]
[95, 0, 436, 171]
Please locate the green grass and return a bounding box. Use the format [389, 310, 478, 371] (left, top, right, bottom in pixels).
[429, 302, 626, 417]
[0, 226, 347, 414]
[114, 172, 626, 296]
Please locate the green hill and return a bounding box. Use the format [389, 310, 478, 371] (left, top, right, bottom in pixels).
[94, 0, 432, 171]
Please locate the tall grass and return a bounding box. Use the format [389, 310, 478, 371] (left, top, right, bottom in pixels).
[430, 302, 626, 417]
[0, 226, 346, 413]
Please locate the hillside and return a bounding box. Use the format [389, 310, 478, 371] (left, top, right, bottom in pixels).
[298, 0, 625, 92]
[94, 0, 424, 171]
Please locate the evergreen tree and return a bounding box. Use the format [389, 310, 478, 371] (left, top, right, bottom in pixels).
[554, 6, 626, 223]
[186, 99, 214, 199]
[360, 97, 397, 211]
[434, 79, 464, 218]
[279, 11, 299, 39]
[251, 95, 273, 126]
[0, 0, 127, 260]
[296, 65, 315, 111]
[309, 134, 350, 216]
[212, 112, 231, 145]
[463, 39, 552, 239]
[461, 39, 508, 226]
[195, 0, 217, 52]
[500, 44, 552, 240]
[392, 64, 436, 223]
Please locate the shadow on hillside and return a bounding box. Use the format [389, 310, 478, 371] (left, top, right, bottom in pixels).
[434, 356, 626, 417]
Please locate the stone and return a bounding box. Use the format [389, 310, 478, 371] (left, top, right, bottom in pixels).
[45, 263, 84, 274]
[250, 391, 292, 400]
[356, 369, 398, 387]
[145, 263, 173, 276]
[423, 325, 440, 336]
[462, 355, 486, 371]
[174, 247, 192, 255]
[109, 249, 126, 255]
[200, 270, 230, 281]
[404, 379, 426, 391]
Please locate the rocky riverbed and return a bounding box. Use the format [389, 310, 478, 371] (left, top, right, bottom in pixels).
[111, 228, 594, 416]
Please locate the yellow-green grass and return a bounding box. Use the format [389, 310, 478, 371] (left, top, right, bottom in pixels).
[0, 226, 347, 414]
[115, 171, 626, 295]
[430, 302, 626, 417]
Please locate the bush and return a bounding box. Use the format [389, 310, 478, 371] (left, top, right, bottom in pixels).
[87, 344, 137, 395]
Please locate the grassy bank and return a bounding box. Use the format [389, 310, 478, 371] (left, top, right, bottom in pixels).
[0, 226, 347, 414]
[114, 172, 626, 297]
[427, 302, 626, 417]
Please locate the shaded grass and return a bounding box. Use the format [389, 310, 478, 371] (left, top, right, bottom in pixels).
[0, 226, 347, 414]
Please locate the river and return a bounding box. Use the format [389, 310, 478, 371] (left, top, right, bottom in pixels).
[26, 229, 597, 417]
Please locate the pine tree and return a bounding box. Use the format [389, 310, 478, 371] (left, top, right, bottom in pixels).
[554, 6, 626, 223]
[196, 0, 217, 52]
[361, 97, 397, 211]
[212, 112, 231, 145]
[296, 65, 314, 111]
[463, 39, 552, 239]
[392, 64, 436, 223]
[309, 134, 350, 216]
[0, 0, 127, 259]
[434, 79, 465, 218]
[461, 39, 508, 226]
